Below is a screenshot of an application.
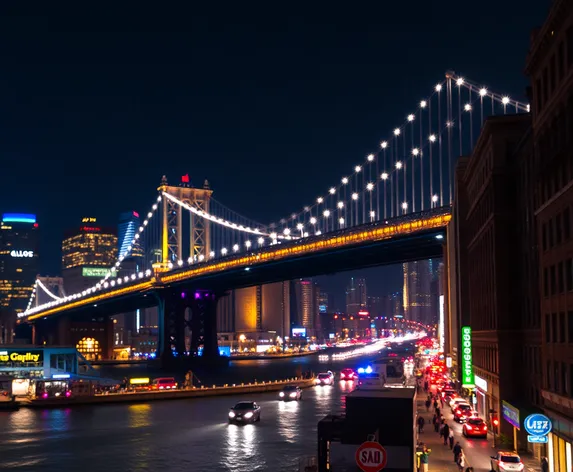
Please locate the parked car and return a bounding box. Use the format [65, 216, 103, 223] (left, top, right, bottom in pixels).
[490, 452, 524, 471]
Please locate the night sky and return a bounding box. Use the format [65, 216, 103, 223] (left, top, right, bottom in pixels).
[0, 3, 550, 296]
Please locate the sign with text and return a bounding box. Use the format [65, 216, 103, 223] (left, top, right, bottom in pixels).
[524, 414, 552, 438]
[10, 250, 34, 258]
[81, 217, 97, 223]
[0, 350, 43, 363]
[528, 435, 548, 444]
[461, 326, 474, 388]
[355, 441, 387, 472]
[502, 401, 520, 429]
[82, 267, 115, 278]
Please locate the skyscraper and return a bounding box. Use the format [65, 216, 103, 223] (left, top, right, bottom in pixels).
[294, 279, 315, 334]
[61, 217, 117, 295]
[0, 213, 39, 342]
[402, 260, 435, 324]
[118, 211, 144, 260]
[345, 277, 366, 315]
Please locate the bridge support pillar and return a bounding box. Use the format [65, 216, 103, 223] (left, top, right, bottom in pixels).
[157, 289, 220, 365]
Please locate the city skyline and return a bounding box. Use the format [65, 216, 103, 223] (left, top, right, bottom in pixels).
[0, 2, 546, 277]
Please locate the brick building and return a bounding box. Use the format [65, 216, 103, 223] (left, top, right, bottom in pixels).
[525, 0, 573, 470]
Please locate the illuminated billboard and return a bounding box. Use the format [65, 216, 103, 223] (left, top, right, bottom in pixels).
[461, 326, 475, 388]
[82, 267, 115, 278]
[319, 304, 327, 313]
[291, 328, 307, 338]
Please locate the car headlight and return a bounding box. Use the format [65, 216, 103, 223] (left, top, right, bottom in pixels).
[244, 412, 253, 419]
[289, 392, 297, 398]
[229, 411, 235, 418]
[315, 378, 320, 384]
[279, 392, 285, 397]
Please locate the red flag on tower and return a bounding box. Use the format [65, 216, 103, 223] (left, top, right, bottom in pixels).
[181, 174, 190, 183]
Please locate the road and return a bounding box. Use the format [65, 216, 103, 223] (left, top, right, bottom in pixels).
[0, 353, 375, 472]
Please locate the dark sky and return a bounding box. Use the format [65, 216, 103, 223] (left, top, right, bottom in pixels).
[0, 3, 550, 290]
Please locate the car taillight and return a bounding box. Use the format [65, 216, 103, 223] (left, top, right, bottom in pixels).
[341, 373, 345, 378]
[466, 425, 473, 430]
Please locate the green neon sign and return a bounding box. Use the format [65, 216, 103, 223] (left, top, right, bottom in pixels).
[82, 267, 116, 278]
[461, 326, 474, 388]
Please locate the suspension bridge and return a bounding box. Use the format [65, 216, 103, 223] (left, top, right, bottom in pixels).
[20, 72, 529, 363]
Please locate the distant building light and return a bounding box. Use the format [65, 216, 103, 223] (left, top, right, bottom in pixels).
[2, 213, 36, 224]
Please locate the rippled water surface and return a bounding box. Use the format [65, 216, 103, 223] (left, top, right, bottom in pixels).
[0, 355, 373, 472]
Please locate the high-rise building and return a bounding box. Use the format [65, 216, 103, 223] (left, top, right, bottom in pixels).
[61, 217, 117, 295]
[402, 260, 434, 324]
[318, 291, 329, 314]
[0, 213, 39, 343]
[525, 1, 573, 466]
[118, 211, 144, 260]
[367, 296, 383, 317]
[294, 279, 315, 334]
[346, 277, 366, 315]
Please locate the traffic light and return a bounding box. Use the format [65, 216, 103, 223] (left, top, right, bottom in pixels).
[492, 416, 500, 433]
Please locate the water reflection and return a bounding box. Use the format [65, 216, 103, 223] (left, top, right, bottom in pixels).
[223, 423, 264, 471]
[277, 400, 299, 443]
[40, 408, 71, 432]
[339, 380, 356, 393]
[128, 403, 151, 428]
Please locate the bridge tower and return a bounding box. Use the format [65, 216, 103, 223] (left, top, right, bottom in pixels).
[158, 175, 213, 266]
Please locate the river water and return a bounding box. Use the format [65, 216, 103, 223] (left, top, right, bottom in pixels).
[0, 353, 382, 472]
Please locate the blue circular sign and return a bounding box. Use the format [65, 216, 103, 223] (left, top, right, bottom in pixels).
[524, 414, 552, 437]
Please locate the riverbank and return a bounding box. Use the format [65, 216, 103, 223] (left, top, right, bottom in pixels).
[21, 377, 316, 409]
[91, 350, 317, 366]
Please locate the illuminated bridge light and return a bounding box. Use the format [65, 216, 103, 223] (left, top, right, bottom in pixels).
[23, 212, 451, 320]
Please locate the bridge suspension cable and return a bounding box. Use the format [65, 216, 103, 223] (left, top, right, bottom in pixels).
[22, 195, 162, 317]
[270, 71, 529, 237]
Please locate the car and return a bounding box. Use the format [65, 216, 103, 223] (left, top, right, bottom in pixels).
[450, 397, 469, 410]
[340, 368, 357, 381]
[228, 401, 261, 423]
[315, 373, 334, 385]
[463, 417, 488, 438]
[490, 452, 524, 471]
[453, 403, 473, 422]
[279, 385, 302, 401]
[150, 377, 177, 390]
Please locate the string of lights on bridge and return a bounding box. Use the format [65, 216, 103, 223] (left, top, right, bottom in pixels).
[22, 72, 528, 318]
[269, 72, 529, 237]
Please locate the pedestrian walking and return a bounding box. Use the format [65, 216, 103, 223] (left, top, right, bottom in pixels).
[453, 442, 462, 464]
[417, 416, 425, 434]
[541, 457, 549, 472]
[456, 452, 465, 472]
[425, 399, 431, 411]
[433, 415, 439, 432]
[424, 380, 429, 392]
[435, 406, 441, 418]
[448, 428, 454, 449]
[433, 399, 438, 410]
[442, 423, 450, 445]
[439, 422, 444, 438]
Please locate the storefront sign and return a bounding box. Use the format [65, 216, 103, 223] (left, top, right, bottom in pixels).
[525, 413, 552, 441]
[0, 350, 43, 363]
[528, 435, 548, 444]
[474, 375, 488, 391]
[82, 217, 97, 223]
[502, 401, 520, 429]
[461, 326, 474, 388]
[82, 267, 113, 278]
[10, 250, 34, 258]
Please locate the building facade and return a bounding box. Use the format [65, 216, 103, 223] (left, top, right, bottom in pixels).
[61, 217, 117, 295]
[453, 114, 535, 442]
[402, 260, 435, 325]
[345, 277, 366, 315]
[0, 213, 39, 343]
[525, 1, 573, 469]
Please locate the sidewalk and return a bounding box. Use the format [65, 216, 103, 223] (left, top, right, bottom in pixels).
[416, 395, 541, 472]
[415, 398, 461, 472]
